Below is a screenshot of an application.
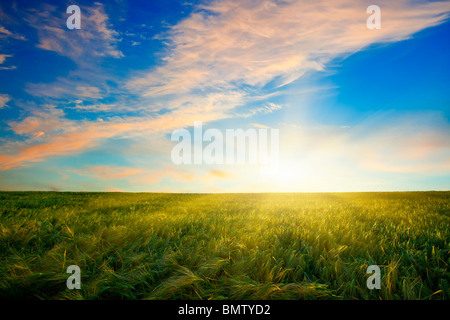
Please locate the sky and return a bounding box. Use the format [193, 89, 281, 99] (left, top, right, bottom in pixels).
[0, 0, 449, 192]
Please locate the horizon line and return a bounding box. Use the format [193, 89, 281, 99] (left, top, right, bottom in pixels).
[1, 190, 449, 194]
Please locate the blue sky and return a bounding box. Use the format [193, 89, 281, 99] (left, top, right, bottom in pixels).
[0, 0, 449, 192]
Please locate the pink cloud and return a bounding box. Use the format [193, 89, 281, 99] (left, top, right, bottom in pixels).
[0, 97, 239, 170]
[2, 0, 450, 175]
[128, 0, 450, 96]
[70, 165, 197, 185]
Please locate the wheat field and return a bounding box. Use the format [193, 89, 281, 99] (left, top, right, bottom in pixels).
[0, 191, 448, 300]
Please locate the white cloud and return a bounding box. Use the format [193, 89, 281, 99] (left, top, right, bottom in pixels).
[234, 102, 283, 118]
[71, 103, 118, 112]
[75, 86, 102, 99]
[0, 94, 10, 108]
[27, 3, 123, 63]
[0, 65, 16, 70]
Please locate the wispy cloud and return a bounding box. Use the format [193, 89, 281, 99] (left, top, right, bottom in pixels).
[70, 103, 118, 113]
[27, 2, 123, 63]
[0, 102, 240, 170]
[237, 102, 283, 118]
[0, 25, 26, 40]
[0, 54, 12, 64]
[7, 105, 71, 138]
[71, 165, 196, 184]
[1, 0, 450, 180]
[0, 65, 16, 70]
[0, 50, 17, 71]
[0, 7, 26, 72]
[0, 93, 10, 108]
[208, 170, 233, 179]
[72, 166, 149, 180]
[19, 3, 124, 101]
[280, 112, 450, 176]
[128, 0, 450, 96]
[25, 71, 114, 99]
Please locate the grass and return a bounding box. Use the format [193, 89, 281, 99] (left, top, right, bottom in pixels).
[0, 191, 449, 300]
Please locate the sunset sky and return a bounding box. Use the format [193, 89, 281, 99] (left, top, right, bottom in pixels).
[0, 0, 449, 192]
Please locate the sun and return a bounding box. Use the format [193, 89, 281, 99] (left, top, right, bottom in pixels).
[259, 162, 309, 185]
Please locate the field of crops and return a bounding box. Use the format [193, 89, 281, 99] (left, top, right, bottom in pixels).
[0, 191, 448, 300]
